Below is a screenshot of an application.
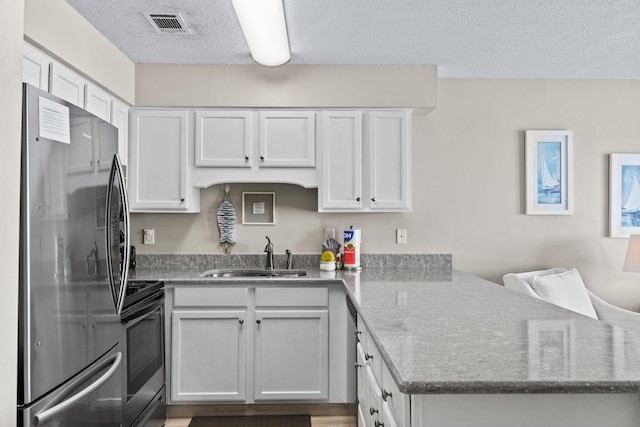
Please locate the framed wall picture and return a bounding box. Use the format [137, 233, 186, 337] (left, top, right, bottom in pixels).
[609, 153, 640, 238]
[525, 130, 573, 215]
[242, 192, 275, 225]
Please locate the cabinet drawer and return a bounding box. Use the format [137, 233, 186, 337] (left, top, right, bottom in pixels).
[382, 363, 410, 427]
[255, 287, 328, 307]
[364, 328, 383, 385]
[174, 287, 248, 307]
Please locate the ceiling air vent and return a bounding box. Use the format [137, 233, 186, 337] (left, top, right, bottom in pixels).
[143, 12, 191, 34]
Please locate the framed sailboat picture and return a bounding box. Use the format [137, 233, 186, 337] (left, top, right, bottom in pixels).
[525, 130, 573, 215]
[609, 153, 640, 238]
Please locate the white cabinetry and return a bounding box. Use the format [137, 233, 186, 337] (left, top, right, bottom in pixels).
[254, 287, 329, 401]
[110, 99, 129, 166]
[319, 111, 363, 210]
[166, 284, 349, 405]
[129, 110, 198, 212]
[195, 111, 253, 167]
[319, 110, 411, 212]
[22, 43, 129, 166]
[22, 43, 51, 91]
[258, 111, 316, 167]
[170, 287, 248, 402]
[191, 110, 317, 188]
[356, 317, 410, 427]
[50, 63, 87, 108]
[367, 111, 411, 211]
[85, 84, 112, 122]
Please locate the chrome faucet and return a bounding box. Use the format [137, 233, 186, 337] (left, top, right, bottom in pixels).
[285, 249, 293, 269]
[264, 236, 274, 270]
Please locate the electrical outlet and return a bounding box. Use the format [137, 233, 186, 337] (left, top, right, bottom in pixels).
[143, 229, 155, 245]
[324, 228, 335, 240]
[396, 228, 407, 244]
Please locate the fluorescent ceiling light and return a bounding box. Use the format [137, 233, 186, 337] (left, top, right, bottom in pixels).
[231, 0, 291, 67]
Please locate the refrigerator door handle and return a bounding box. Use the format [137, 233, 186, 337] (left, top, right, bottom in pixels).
[33, 352, 122, 426]
[105, 154, 130, 315]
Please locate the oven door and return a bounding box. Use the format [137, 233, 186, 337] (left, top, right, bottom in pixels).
[122, 293, 165, 427]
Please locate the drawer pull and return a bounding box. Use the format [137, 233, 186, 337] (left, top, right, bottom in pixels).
[374, 421, 384, 427]
[256, 319, 262, 324]
[355, 329, 362, 336]
[369, 407, 378, 416]
[354, 362, 362, 368]
[382, 389, 393, 401]
[239, 319, 244, 324]
[365, 353, 373, 361]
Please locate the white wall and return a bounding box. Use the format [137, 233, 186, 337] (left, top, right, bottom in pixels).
[0, 0, 24, 422]
[130, 75, 640, 310]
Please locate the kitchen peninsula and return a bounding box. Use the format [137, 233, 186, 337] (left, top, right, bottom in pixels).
[132, 255, 640, 427]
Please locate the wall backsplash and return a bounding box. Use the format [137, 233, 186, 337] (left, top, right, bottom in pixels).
[136, 253, 452, 271]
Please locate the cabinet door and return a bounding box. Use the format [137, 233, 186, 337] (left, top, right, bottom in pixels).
[85, 84, 112, 122]
[254, 309, 329, 400]
[50, 63, 86, 108]
[111, 99, 129, 166]
[171, 310, 247, 402]
[259, 111, 315, 167]
[23, 43, 50, 91]
[367, 111, 411, 211]
[195, 111, 252, 167]
[129, 110, 190, 211]
[319, 111, 363, 210]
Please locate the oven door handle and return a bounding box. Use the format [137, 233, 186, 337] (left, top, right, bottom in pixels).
[121, 293, 164, 324]
[34, 352, 122, 426]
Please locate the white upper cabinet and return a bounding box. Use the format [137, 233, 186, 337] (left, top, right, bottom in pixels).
[22, 43, 51, 91]
[110, 99, 129, 166]
[50, 63, 87, 108]
[318, 110, 411, 212]
[319, 111, 363, 210]
[85, 84, 112, 122]
[259, 111, 315, 167]
[191, 110, 318, 188]
[129, 110, 196, 212]
[367, 111, 411, 211]
[195, 111, 252, 167]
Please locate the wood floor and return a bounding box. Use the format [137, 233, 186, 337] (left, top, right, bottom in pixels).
[165, 415, 357, 427]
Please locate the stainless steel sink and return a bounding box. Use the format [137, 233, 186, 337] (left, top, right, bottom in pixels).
[200, 269, 308, 278]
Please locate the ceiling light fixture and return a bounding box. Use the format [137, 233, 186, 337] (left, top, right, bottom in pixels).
[231, 0, 291, 67]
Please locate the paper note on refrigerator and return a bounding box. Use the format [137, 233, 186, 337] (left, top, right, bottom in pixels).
[38, 96, 71, 144]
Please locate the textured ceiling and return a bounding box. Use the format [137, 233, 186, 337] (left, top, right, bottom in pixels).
[65, 0, 640, 78]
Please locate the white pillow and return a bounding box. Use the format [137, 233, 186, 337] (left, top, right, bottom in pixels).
[531, 268, 598, 319]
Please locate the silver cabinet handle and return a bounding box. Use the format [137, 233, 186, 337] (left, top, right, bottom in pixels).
[356, 197, 361, 202]
[355, 329, 362, 336]
[382, 389, 392, 401]
[245, 155, 249, 160]
[239, 319, 244, 324]
[369, 407, 378, 416]
[372, 197, 376, 202]
[34, 352, 122, 425]
[365, 353, 373, 361]
[256, 319, 262, 324]
[354, 362, 362, 368]
[375, 421, 384, 427]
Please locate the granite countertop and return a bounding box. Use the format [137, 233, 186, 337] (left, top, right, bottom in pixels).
[131, 256, 640, 395]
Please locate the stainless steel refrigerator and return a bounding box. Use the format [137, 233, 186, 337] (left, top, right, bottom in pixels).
[18, 83, 131, 426]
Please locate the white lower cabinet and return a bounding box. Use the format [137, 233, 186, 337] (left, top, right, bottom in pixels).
[254, 309, 328, 400]
[171, 310, 247, 402]
[356, 319, 409, 427]
[167, 284, 347, 404]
